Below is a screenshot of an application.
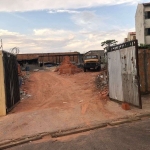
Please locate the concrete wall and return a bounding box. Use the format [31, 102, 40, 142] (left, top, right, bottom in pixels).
[135, 4, 145, 45]
[145, 36, 150, 44]
[145, 19, 150, 28]
[145, 6, 150, 11]
[0, 51, 6, 116]
[144, 7, 150, 44]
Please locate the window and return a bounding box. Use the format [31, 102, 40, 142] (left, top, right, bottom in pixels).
[145, 11, 150, 19]
[85, 55, 98, 59]
[145, 28, 150, 36]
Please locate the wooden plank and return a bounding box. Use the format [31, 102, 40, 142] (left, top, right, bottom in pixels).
[0, 51, 6, 116]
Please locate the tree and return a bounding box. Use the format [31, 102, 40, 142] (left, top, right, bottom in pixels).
[101, 40, 118, 49]
[101, 40, 118, 64]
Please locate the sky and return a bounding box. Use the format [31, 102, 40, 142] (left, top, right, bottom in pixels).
[0, 0, 149, 54]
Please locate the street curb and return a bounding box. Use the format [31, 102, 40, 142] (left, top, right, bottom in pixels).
[0, 112, 149, 149]
[128, 117, 141, 122]
[108, 116, 142, 126]
[136, 113, 150, 118]
[0, 135, 42, 150]
[51, 123, 107, 138]
[108, 119, 131, 126]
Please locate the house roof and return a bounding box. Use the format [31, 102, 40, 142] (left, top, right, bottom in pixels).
[17, 52, 80, 61]
[129, 32, 136, 35]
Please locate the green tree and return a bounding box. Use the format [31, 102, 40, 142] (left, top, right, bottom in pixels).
[101, 40, 118, 64]
[101, 40, 118, 49]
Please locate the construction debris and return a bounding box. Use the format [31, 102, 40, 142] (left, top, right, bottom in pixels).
[33, 69, 39, 72]
[95, 70, 109, 101]
[55, 56, 82, 74]
[122, 103, 130, 110]
[95, 70, 108, 90]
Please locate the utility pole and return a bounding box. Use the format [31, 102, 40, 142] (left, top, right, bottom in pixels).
[0, 39, 3, 50]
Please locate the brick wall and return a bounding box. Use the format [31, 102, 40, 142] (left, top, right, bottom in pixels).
[138, 49, 150, 94]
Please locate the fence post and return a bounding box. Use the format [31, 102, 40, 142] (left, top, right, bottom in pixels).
[0, 51, 6, 116]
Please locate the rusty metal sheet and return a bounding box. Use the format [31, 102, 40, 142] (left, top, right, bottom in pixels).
[108, 40, 141, 108]
[120, 47, 140, 107]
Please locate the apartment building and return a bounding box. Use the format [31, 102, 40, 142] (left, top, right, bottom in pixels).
[135, 3, 150, 45]
[124, 32, 136, 42]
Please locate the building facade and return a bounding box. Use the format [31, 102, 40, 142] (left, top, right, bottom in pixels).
[124, 32, 136, 42]
[135, 3, 150, 45]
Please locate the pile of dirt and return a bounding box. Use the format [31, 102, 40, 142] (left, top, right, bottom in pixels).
[55, 56, 82, 74]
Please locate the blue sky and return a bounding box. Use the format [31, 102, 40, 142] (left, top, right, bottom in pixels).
[0, 0, 149, 53]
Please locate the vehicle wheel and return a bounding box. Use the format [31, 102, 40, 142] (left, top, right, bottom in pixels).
[84, 68, 86, 72]
[97, 66, 101, 71]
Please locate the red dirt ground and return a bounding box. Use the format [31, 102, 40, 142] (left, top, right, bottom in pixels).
[11, 71, 110, 116]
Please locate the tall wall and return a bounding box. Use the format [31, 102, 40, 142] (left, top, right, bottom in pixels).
[138, 49, 150, 94]
[135, 4, 145, 45]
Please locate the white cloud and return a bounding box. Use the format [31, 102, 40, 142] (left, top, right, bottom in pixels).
[0, 28, 135, 54]
[72, 11, 102, 30]
[0, 29, 21, 36]
[0, 0, 144, 12]
[48, 9, 80, 14]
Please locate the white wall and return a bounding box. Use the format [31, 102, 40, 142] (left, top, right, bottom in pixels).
[145, 36, 150, 44]
[145, 6, 150, 11]
[144, 6, 150, 44]
[145, 19, 150, 28]
[135, 4, 145, 45]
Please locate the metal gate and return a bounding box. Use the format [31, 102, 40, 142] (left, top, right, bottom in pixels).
[108, 40, 142, 108]
[2, 51, 20, 112]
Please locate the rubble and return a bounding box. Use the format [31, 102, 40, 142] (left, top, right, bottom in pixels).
[95, 70, 109, 101]
[55, 56, 82, 75]
[95, 70, 108, 90]
[122, 103, 130, 110]
[33, 69, 39, 72]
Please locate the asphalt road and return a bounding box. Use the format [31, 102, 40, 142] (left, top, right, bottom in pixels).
[7, 118, 150, 150]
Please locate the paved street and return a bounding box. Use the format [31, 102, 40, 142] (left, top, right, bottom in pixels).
[7, 118, 150, 150]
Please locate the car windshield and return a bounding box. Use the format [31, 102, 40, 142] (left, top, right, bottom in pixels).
[85, 55, 98, 59]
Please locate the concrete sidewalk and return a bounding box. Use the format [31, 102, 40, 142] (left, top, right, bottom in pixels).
[0, 94, 150, 145]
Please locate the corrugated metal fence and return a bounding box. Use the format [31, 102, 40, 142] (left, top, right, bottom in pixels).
[108, 40, 142, 108]
[3, 51, 20, 112]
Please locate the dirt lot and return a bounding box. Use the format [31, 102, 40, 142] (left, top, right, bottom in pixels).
[11, 71, 111, 116]
[1, 69, 149, 142]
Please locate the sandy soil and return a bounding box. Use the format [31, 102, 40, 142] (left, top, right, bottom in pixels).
[11, 71, 110, 115]
[1, 70, 149, 142]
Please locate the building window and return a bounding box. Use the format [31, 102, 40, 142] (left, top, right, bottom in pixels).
[145, 11, 150, 19]
[145, 28, 150, 36]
